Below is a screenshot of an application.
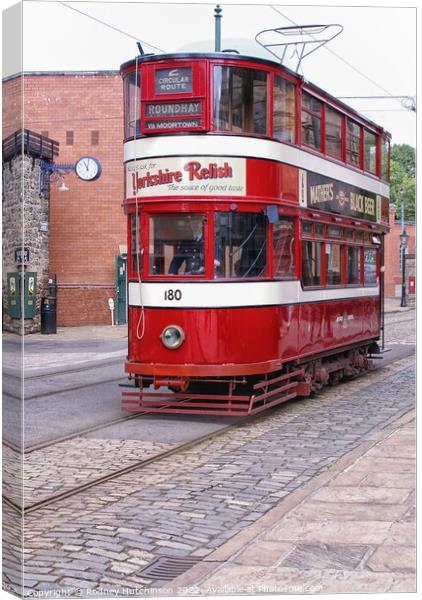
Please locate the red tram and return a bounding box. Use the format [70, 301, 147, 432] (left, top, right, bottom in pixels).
[120, 50, 390, 416]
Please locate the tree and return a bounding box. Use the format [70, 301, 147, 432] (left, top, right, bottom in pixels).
[390, 144, 416, 222]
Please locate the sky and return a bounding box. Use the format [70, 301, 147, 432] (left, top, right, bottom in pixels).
[1, 0, 419, 146]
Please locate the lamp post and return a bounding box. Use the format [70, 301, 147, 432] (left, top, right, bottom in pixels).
[400, 229, 409, 307]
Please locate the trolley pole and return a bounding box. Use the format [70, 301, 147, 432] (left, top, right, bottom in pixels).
[214, 5, 222, 52]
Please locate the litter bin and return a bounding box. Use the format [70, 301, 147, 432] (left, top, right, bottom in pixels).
[41, 297, 57, 334]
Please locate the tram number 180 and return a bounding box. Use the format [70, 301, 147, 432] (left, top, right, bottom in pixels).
[164, 289, 182, 301]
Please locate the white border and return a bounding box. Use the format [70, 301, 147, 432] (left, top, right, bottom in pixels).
[128, 280, 380, 309]
[124, 135, 390, 198]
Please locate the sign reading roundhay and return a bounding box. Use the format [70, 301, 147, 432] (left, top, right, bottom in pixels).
[126, 156, 246, 198]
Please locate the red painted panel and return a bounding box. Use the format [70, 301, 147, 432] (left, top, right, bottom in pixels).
[127, 297, 380, 376]
[246, 159, 298, 203]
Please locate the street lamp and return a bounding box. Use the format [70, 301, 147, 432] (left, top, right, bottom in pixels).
[400, 229, 409, 307]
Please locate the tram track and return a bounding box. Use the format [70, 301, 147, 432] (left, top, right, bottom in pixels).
[3, 347, 415, 515]
[3, 410, 245, 514]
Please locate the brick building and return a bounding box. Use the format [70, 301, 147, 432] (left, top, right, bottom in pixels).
[2, 71, 415, 327]
[2, 71, 125, 326]
[384, 205, 416, 299]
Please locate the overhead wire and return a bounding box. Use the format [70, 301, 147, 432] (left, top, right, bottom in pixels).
[268, 5, 410, 111]
[58, 1, 166, 53]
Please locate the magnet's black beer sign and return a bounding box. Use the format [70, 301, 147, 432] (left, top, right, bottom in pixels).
[155, 67, 193, 94]
[306, 172, 379, 222]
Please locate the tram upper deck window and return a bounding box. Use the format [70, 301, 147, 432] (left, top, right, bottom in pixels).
[381, 137, 390, 181]
[346, 119, 361, 166]
[301, 93, 322, 150]
[149, 214, 205, 276]
[325, 107, 343, 159]
[273, 219, 294, 278]
[273, 76, 296, 143]
[213, 66, 268, 135]
[364, 130, 377, 174]
[124, 72, 141, 139]
[214, 212, 267, 278]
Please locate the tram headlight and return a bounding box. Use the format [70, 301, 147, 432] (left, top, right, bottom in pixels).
[160, 325, 185, 349]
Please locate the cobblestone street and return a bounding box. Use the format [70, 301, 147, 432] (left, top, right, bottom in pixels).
[2, 309, 416, 596]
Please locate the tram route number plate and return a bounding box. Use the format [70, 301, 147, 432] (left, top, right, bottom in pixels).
[164, 289, 182, 301]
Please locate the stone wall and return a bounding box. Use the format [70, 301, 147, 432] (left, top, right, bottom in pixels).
[2, 153, 50, 334]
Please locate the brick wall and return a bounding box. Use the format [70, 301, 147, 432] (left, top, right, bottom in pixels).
[3, 72, 126, 326]
[384, 205, 416, 297]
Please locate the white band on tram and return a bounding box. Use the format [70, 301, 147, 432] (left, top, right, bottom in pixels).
[124, 135, 390, 199]
[128, 280, 380, 309]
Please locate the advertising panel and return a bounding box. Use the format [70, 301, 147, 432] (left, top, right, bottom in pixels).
[126, 156, 246, 198]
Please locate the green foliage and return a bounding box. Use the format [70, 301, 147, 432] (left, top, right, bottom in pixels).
[390, 144, 416, 221]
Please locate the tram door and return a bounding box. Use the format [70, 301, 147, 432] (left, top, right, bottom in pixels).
[115, 255, 127, 325]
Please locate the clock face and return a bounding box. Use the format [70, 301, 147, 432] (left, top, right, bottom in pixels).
[75, 157, 102, 181]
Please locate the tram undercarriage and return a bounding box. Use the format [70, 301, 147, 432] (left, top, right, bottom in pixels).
[122, 341, 377, 417]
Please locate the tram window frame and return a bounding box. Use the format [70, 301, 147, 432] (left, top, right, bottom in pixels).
[325, 106, 343, 160]
[346, 118, 362, 167]
[326, 243, 342, 286]
[148, 213, 207, 278]
[301, 92, 322, 151]
[302, 240, 323, 287]
[302, 221, 313, 236]
[273, 218, 295, 279]
[364, 129, 377, 174]
[314, 223, 325, 237]
[214, 211, 268, 279]
[213, 65, 269, 136]
[327, 225, 343, 239]
[130, 212, 142, 275]
[124, 72, 141, 139]
[364, 247, 378, 285]
[273, 75, 296, 144]
[347, 245, 361, 285]
[381, 136, 390, 181]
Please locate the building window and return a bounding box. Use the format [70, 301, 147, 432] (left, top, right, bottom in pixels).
[213, 66, 268, 135]
[214, 212, 267, 278]
[302, 240, 322, 286]
[149, 214, 205, 276]
[364, 130, 377, 174]
[325, 107, 342, 159]
[91, 130, 99, 145]
[347, 246, 360, 284]
[273, 219, 294, 278]
[346, 119, 361, 166]
[301, 92, 322, 150]
[326, 243, 342, 285]
[273, 76, 295, 143]
[66, 131, 74, 145]
[364, 248, 377, 284]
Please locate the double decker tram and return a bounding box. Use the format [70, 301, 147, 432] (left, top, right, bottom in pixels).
[120, 51, 390, 416]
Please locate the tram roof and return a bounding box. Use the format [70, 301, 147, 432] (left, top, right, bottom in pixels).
[120, 52, 390, 137]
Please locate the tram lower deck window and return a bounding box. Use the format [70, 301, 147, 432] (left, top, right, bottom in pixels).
[302, 241, 322, 287]
[149, 214, 205, 276]
[214, 212, 267, 278]
[326, 243, 342, 285]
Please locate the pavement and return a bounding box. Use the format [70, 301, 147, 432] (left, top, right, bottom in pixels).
[172, 409, 416, 595]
